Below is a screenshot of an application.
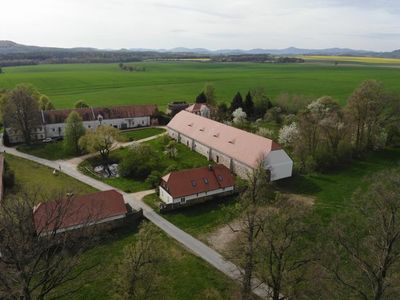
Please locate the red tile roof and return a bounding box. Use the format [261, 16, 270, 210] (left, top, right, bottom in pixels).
[33, 190, 127, 234]
[167, 111, 282, 168]
[161, 164, 235, 198]
[43, 104, 157, 124]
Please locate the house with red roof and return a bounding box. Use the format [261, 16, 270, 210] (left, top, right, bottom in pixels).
[6, 104, 158, 144]
[159, 164, 235, 209]
[167, 110, 293, 180]
[185, 103, 211, 118]
[33, 190, 128, 236]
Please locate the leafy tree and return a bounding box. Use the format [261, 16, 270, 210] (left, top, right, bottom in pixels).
[79, 125, 120, 175]
[347, 80, 390, 153]
[3, 84, 40, 144]
[251, 87, 272, 118]
[196, 91, 207, 103]
[64, 111, 86, 155]
[118, 144, 159, 179]
[321, 168, 400, 299]
[114, 222, 164, 299]
[165, 140, 178, 158]
[203, 83, 216, 106]
[243, 91, 254, 117]
[230, 92, 243, 112]
[146, 170, 162, 188]
[74, 100, 89, 108]
[38, 94, 55, 110]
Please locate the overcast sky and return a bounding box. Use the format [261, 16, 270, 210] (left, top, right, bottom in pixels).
[1, 0, 399, 51]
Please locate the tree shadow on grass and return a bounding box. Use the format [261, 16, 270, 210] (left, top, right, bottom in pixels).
[276, 174, 322, 196]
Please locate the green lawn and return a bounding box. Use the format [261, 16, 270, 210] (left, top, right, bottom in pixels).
[16, 140, 72, 161]
[52, 222, 236, 299]
[5, 154, 96, 198]
[277, 148, 400, 221]
[121, 127, 166, 141]
[144, 193, 240, 237]
[79, 136, 210, 193]
[1, 62, 400, 110]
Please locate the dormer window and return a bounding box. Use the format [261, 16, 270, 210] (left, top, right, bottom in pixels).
[188, 123, 193, 127]
[199, 127, 205, 132]
[228, 139, 235, 144]
[97, 114, 103, 124]
[213, 133, 219, 137]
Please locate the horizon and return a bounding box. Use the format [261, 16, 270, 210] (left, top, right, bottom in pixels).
[1, 0, 399, 52]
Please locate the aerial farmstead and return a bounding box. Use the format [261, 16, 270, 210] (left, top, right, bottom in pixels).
[167, 110, 293, 181]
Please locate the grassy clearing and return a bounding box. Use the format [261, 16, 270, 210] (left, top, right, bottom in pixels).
[4, 154, 96, 199]
[304, 55, 400, 65]
[277, 148, 400, 221]
[1, 62, 400, 110]
[16, 140, 73, 160]
[121, 127, 165, 141]
[144, 193, 240, 237]
[52, 222, 236, 300]
[79, 136, 210, 193]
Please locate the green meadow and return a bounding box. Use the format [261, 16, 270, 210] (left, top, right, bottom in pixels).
[1, 62, 400, 110]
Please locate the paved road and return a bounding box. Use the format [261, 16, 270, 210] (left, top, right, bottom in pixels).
[0, 143, 272, 299]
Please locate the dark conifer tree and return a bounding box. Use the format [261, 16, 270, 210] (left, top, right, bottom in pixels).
[196, 91, 207, 103]
[243, 91, 254, 117]
[230, 92, 243, 112]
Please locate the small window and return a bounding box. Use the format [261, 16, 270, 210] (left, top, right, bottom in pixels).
[218, 175, 223, 181]
[203, 178, 209, 184]
[52, 128, 55, 132]
[88, 125, 91, 128]
[191, 180, 196, 187]
[180, 197, 186, 204]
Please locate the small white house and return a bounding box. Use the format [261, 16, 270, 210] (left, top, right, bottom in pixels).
[159, 164, 235, 210]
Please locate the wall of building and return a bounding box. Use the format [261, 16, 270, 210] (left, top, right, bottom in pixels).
[210, 149, 231, 170]
[159, 186, 174, 204]
[160, 186, 235, 205]
[232, 160, 253, 179]
[193, 141, 210, 158]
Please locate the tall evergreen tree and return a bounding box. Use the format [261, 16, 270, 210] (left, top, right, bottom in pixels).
[243, 91, 254, 117]
[196, 91, 207, 103]
[230, 92, 243, 112]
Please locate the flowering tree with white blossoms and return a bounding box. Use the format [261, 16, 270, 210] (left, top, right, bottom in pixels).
[278, 122, 299, 147]
[232, 107, 247, 125]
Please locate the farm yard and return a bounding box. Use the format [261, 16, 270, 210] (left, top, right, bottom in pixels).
[1, 62, 400, 111]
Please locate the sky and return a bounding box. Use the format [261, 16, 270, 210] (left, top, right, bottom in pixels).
[1, 0, 400, 51]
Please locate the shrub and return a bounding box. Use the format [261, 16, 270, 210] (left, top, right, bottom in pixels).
[146, 171, 162, 188]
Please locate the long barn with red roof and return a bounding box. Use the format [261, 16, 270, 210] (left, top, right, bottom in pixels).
[167, 110, 293, 180]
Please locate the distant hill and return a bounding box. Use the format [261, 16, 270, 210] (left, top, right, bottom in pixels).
[1, 40, 400, 58]
[0, 40, 97, 54]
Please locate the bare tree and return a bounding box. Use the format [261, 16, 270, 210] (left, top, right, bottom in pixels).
[3, 84, 40, 145]
[257, 196, 315, 300]
[114, 222, 164, 299]
[321, 168, 400, 300]
[0, 191, 98, 299]
[227, 161, 273, 299]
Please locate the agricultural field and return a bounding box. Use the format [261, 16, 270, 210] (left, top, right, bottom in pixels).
[303, 55, 400, 65]
[1, 62, 400, 111]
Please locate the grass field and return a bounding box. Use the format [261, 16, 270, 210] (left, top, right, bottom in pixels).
[54, 222, 236, 300]
[304, 55, 400, 65]
[5, 154, 96, 198]
[121, 127, 165, 141]
[144, 193, 240, 237]
[1, 62, 400, 110]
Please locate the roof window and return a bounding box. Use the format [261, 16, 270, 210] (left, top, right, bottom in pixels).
[218, 175, 223, 181]
[191, 180, 197, 187]
[203, 178, 209, 184]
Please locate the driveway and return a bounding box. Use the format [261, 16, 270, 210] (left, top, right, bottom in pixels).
[0, 141, 273, 299]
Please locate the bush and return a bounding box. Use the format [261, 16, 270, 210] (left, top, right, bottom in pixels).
[264, 106, 283, 123]
[118, 144, 159, 180]
[146, 171, 162, 188]
[3, 161, 15, 188]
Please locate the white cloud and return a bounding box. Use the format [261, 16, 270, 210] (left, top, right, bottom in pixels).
[0, 0, 399, 51]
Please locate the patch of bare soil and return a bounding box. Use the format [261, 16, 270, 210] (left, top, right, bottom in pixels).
[284, 193, 316, 206]
[205, 220, 242, 253]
